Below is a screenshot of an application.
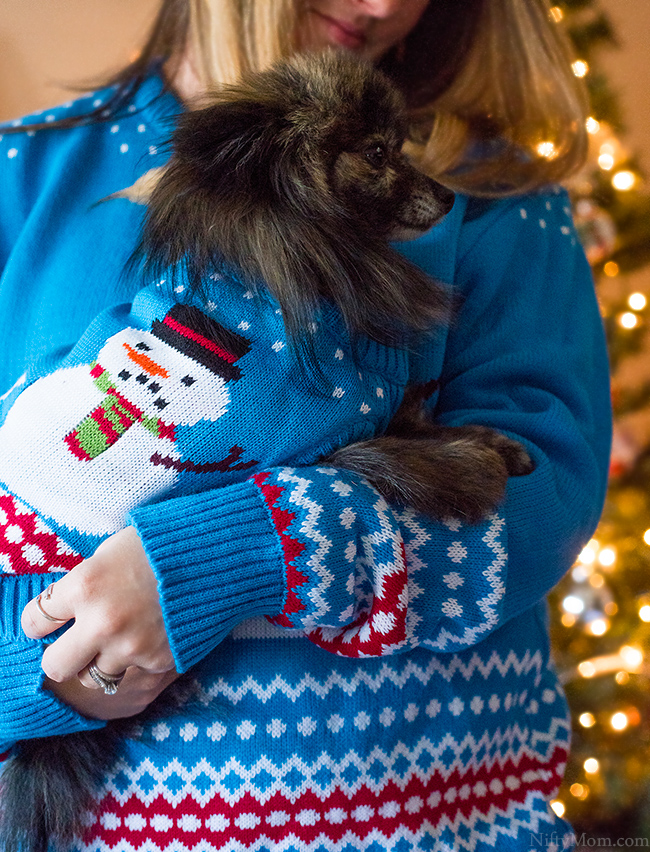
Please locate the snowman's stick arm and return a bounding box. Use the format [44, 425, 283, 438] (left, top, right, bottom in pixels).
[149, 446, 258, 474]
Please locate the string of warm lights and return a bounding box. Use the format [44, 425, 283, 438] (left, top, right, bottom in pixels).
[547, 5, 642, 198]
[551, 312, 649, 817]
[559, 531, 650, 641]
[552, 524, 650, 817]
[550, 636, 646, 814]
[544, 2, 650, 832]
[618, 291, 647, 329]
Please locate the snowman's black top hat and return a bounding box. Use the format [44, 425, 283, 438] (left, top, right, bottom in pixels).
[152, 304, 250, 381]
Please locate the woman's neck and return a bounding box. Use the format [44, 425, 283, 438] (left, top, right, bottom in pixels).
[165, 50, 204, 104]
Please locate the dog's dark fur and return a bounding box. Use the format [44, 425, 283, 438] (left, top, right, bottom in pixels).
[140, 51, 454, 352]
[0, 52, 532, 852]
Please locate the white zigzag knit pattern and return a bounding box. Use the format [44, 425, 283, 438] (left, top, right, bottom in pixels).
[104, 724, 568, 805]
[202, 649, 545, 704]
[279, 469, 333, 627]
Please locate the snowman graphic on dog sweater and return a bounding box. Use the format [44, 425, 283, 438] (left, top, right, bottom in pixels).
[0, 278, 399, 575]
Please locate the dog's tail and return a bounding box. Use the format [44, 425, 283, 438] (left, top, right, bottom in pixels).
[0, 675, 198, 852]
[0, 729, 121, 852]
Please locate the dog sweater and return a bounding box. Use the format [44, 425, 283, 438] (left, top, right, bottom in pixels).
[0, 73, 611, 851]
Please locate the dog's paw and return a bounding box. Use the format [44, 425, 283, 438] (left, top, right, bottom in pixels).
[328, 426, 533, 525]
[455, 425, 534, 478]
[420, 439, 510, 524]
[412, 426, 532, 523]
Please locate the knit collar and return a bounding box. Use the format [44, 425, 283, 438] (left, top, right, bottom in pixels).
[130, 63, 184, 135]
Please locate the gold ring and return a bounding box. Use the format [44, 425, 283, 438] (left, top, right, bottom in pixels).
[35, 584, 67, 624]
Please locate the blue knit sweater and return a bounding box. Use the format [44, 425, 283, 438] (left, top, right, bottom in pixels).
[0, 74, 611, 851]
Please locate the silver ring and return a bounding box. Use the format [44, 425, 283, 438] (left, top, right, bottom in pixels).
[35, 584, 67, 624]
[87, 662, 127, 696]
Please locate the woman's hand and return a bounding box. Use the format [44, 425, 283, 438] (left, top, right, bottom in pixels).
[43, 668, 180, 721]
[21, 527, 176, 696]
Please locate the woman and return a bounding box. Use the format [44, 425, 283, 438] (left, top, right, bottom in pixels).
[0, 1, 610, 849]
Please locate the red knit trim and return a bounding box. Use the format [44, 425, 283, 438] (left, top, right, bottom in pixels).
[107, 385, 145, 420]
[157, 420, 177, 441]
[163, 315, 238, 364]
[253, 472, 308, 628]
[64, 430, 93, 461]
[85, 745, 568, 846]
[0, 492, 82, 574]
[90, 403, 123, 443]
[306, 541, 409, 658]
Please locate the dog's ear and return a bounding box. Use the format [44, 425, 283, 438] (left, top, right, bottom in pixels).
[172, 100, 288, 201]
[137, 97, 290, 280]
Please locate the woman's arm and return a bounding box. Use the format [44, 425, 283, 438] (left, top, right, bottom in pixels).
[0, 574, 105, 753]
[435, 188, 611, 624]
[6, 532, 179, 743]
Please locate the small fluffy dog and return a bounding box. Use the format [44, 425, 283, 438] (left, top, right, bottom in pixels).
[0, 52, 532, 852]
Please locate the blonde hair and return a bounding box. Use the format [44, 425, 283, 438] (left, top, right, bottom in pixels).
[408, 0, 589, 195]
[181, 0, 588, 197]
[8, 0, 587, 198]
[186, 0, 296, 88]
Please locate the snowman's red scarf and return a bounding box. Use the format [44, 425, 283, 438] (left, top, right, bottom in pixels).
[64, 363, 258, 474]
[64, 363, 175, 461]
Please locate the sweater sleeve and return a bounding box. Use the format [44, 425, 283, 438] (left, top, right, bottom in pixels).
[435, 189, 611, 623]
[129, 189, 612, 671]
[0, 574, 105, 752]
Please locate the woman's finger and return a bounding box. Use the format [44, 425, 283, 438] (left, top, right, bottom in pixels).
[45, 667, 181, 721]
[40, 621, 102, 683]
[21, 579, 73, 639]
[24, 527, 174, 679]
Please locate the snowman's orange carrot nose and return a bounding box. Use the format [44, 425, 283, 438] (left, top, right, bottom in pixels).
[122, 342, 169, 378]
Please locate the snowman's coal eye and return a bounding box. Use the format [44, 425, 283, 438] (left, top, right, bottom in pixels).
[154, 398, 168, 410]
[182, 375, 196, 386]
[135, 342, 151, 351]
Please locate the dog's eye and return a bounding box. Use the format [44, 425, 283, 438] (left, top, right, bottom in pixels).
[365, 145, 387, 169]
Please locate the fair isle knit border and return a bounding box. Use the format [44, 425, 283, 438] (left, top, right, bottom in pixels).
[0, 488, 82, 574]
[251, 467, 509, 656]
[81, 778, 571, 851]
[83, 701, 571, 851]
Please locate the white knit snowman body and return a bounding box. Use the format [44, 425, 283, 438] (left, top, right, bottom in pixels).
[0, 306, 249, 539]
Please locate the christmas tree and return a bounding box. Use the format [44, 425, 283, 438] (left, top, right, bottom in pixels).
[545, 1, 650, 842]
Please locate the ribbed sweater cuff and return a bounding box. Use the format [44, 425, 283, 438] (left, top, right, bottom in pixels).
[128, 479, 287, 673]
[0, 575, 105, 749]
[1, 641, 105, 751]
